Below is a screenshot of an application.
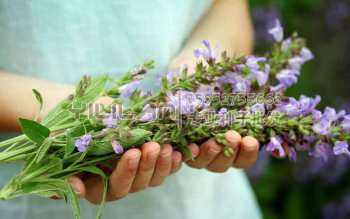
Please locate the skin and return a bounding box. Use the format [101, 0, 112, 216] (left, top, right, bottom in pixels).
[0, 0, 258, 204]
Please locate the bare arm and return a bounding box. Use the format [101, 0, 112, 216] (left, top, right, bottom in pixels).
[0, 72, 74, 131]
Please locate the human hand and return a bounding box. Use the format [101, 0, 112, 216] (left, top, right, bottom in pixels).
[185, 130, 259, 172]
[68, 142, 182, 204]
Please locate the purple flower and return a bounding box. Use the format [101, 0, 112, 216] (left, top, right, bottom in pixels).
[275, 98, 300, 117]
[309, 142, 332, 162]
[288, 147, 297, 162]
[166, 90, 203, 115]
[275, 95, 319, 118]
[298, 95, 321, 115]
[300, 47, 314, 62]
[245, 56, 266, 74]
[313, 119, 332, 135]
[233, 78, 251, 93]
[281, 38, 291, 51]
[111, 140, 124, 154]
[139, 104, 157, 122]
[341, 115, 350, 133]
[268, 19, 284, 42]
[250, 103, 265, 114]
[288, 57, 304, 71]
[313, 107, 346, 135]
[102, 112, 120, 128]
[253, 64, 270, 86]
[166, 70, 180, 84]
[216, 72, 251, 93]
[276, 69, 299, 88]
[323, 107, 346, 121]
[333, 141, 350, 156]
[194, 40, 219, 61]
[74, 134, 92, 152]
[119, 81, 141, 98]
[266, 136, 286, 157]
[196, 84, 215, 96]
[217, 108, 229, 127]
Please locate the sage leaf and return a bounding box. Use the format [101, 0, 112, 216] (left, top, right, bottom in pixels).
[34, 138, 53, 163]
[66, 180, 81, 219]
[19, 118, 50, 145]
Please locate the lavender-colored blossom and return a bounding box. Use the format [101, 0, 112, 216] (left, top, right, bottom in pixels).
[233, 78, 251, 93]
[268, 19, 284, 42]
[341, 115, 350, 133]
[194, 40, 218, 61]
[217, 72, 251, 93]
[333, 141, 350, 156]
[276, 69, 299, 88]
[299, 95, 321, 115]
[119, 81, 141, 98]
[288, 56, 304, 71]
[309, 142, 332, 162]
[281, 38, 291, 51]
[250, 103, 265, 114]
[300, 47, 314, 62]
[253, 64, 270, 86]
[275, 95, 320, 118]
[111, 140, 124, 154]
[313, 107, 346, 135]
[139, 104, 157, 122]
[166, 90, 203, 115]
[74, 134, 92, 152]
[245, 56, 266, 74]
[266, 136, 286, 157]
[166, 70, 180, 84]
[102, 112, 120, 128]
[217, 108, 229, 127]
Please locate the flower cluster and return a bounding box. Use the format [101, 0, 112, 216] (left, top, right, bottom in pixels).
[0, 19, 349, 219]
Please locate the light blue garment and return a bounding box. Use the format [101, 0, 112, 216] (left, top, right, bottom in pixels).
[0, 1, 261, 219]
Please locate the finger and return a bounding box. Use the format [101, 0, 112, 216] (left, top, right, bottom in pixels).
[183, 143, 200, 162]
[207, 130, 241, 173]
[170, 151, 182, 174]
[130, 142, 160, 193]
[186, 138, 222, 169]
[149, 144, 173, 187]
[233, 136, 259, 169]
[106, 149, 141, 202]
[68, 175, 86, 198]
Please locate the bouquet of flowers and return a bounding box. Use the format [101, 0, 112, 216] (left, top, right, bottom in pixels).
[0, 20, 349, 219]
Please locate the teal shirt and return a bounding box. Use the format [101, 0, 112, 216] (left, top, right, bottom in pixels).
[0, 1, 261, 218]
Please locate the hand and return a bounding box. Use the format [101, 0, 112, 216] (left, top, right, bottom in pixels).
[68, 142, 182, 204]
[185, 130, 259, 172]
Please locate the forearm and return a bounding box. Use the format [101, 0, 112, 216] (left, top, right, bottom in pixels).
[171, 0, 254, 68]
[0, 72, 74, 131]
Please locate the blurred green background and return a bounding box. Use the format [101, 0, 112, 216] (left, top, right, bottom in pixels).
[248, 0, 350, 219]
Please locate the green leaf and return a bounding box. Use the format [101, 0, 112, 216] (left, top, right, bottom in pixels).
[32, 89, 43, 111]
[118, 128, 152, 148]
[78, 166, 106, 178]
[19, 118, 50, 145]
[66, 180, 81, 219]
[34, 137, 53, 163]
[88, 141, 114, 156]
